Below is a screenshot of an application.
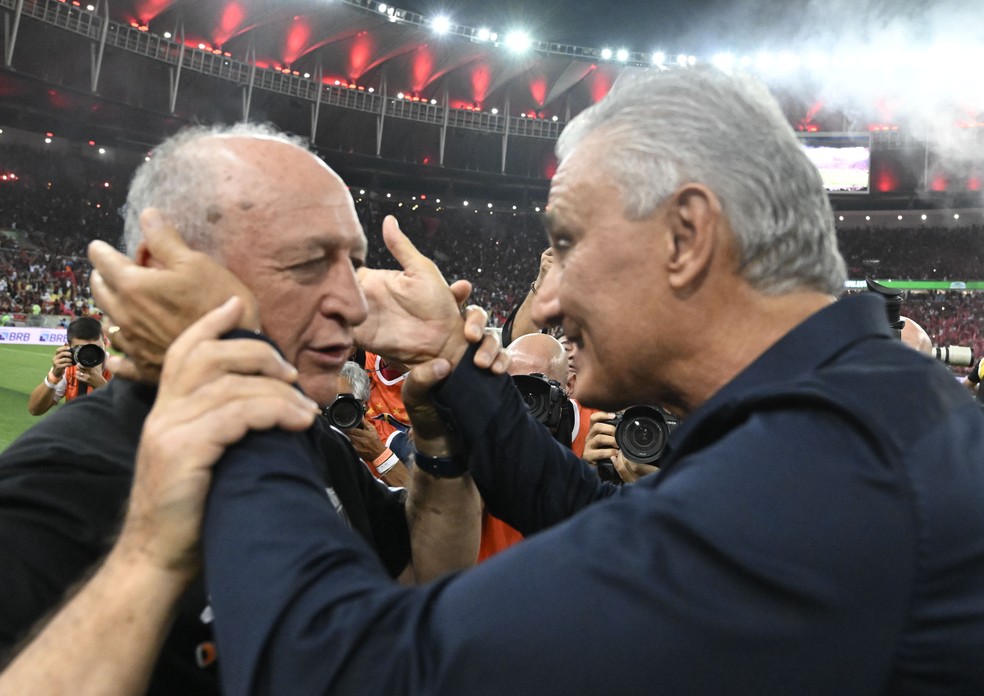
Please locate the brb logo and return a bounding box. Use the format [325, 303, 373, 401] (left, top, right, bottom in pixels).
[0, 330, 33, 342]
[38, 332, 67, 344]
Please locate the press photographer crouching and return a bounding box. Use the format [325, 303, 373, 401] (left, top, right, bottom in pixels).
[327, 361, 412, 488]
[27, 317, 112, 416]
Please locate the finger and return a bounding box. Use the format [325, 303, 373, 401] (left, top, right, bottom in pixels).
[381, 216, 434, 275]
[166, 296, 246, 365]
[188, 338, 298, 384]
[140, 208, 197, 267]
[449, 279, 473, 307]
[90, 270, 127, 327]
[489, 350, 510, 375]
[462, 304, 488, 343]
[403, 358, 452, 403]
[473, 330, 502, 369]
[86, 243, 132, 292]
[589, 411, 618, 423]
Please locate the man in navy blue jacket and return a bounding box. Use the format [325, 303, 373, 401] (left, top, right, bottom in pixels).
[9, 69, 984, 694]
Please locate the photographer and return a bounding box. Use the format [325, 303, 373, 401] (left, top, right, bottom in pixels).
[583, 408, 676, 483]
[27, 316, 111, 416]
[332, 360, 412, 488]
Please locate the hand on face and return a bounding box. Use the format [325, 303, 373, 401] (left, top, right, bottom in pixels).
[87, 209, 261, 383]
[121, 297, 320, 578]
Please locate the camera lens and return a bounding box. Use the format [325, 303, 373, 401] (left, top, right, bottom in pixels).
[324, 393, 364, 430]
[72, 344, 105, 368]
[615, 405, 674, 465]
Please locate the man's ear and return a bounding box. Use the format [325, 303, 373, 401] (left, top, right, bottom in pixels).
[665, 183, 723, 291]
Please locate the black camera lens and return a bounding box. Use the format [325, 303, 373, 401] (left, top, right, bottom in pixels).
[323, 393, 364, 430]
[614, 405, 677, 465]
[71, 344, 105, 368]
[512, 373, 567, 431]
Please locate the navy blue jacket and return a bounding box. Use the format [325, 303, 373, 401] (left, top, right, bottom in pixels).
[204, 294, 984, 694]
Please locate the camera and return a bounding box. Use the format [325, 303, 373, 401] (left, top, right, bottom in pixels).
[322, 393, 365, 430]
[605, 405, 679, 465]
[512, 373, 567, 431]
[934, 345, 974, 367]
[70, 344, 105, 368]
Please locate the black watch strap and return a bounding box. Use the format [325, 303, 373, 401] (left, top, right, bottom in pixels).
[412, 450, 468, 478]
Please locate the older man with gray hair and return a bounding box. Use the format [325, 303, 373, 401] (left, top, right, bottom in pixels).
[13, 67, 984, 695]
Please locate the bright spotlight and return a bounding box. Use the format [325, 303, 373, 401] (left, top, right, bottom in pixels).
[898, 215, 903, 220]
[431, 15, 451, 34]
[44, 137, 52, 144]
[954, 213, 960, 219]
[616, 48, 629, 62]
[396, 92, 405, 99]
[676, 53, 688, 66]
[687, 55, 696, 66]
[551, 115, 558, 121]
[504, 30, 531, 53]
[85, 3, 94, 8]
[487, 202, 493, 208]
[98, 147, 106, 155]
[652, 51, 665, 65]
[921, 214, 927, 220]
[163, 31, 172, 38]
[476, 27, 490, 41]
[377, 3, 387, 12]
[600, 48, 613, 60]
[712, 53, 735, 71]
[490, 107, 499, 115]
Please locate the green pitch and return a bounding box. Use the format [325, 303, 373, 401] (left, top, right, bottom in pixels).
[0, 344, 58, 452]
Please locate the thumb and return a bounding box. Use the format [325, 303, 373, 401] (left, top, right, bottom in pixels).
[449, 279, 472, 306]
[403, 358, 452, 403]
[382, 216, 436, 276]
[140, 208, 195, 267]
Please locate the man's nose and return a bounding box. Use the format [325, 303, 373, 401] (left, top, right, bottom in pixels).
[531, 264, 562, 329]
[324, 261, 369, 327]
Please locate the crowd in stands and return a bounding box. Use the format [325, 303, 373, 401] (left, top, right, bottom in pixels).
[838, 226, 984, 280]
[3, 142, 984, 361]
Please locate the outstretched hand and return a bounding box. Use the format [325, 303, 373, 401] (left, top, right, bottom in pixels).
[355, 215, 471, 368]
[120, 297, 320, 578]
[88, 209, 261, 383]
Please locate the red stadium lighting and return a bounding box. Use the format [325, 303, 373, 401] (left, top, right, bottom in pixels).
[45, 132, 53, 137]
[420, 194, 427, 200]
[88, 140, 95, 146]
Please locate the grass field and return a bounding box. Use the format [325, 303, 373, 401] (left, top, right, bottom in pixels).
[0, 344, 60, 451]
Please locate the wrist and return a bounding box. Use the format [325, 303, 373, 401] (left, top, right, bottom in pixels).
[372, 449, 399, 476]
[412, 448, 468, 478]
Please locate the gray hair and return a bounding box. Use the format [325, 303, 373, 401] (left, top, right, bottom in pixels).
[556, 68, 846, 296]
[123, 123, 307, 258]
[339, 360, 371, 403]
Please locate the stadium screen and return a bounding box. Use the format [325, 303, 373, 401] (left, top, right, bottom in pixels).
[798, 133, 871, 193]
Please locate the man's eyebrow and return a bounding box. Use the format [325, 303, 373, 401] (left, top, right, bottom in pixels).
[540, 211, 558, 235]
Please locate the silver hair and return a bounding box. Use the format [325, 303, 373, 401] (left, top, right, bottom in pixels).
[339, 360, 371, 403]
[123, 123, 307, 258]
[556, 68, 846, 296]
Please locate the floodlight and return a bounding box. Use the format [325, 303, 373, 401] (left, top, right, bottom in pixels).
[490, 107, 499, 115]
[551, 115, 558, 121]
[487, 202, 493, 208]
[676, 54, 688, 66]
[431, 15, 451, 34]
[616, 48, 628, 62]
[711, 53, 735, 71]
[652, 51, 665, 66]
[687, 55, 696, 66]
[396, 92, 404, 99]
[955, 213, 960, 219]
[377, 3, 387, 12]
[600, 48, 613, 60]
[98, 148, 106, 154]
[921, 214, 927, 220]
[476, 27, 490, 41]
[504, 30, 531, 53]
[44, 137, 52, 144]
[463, 200, 469, 206]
